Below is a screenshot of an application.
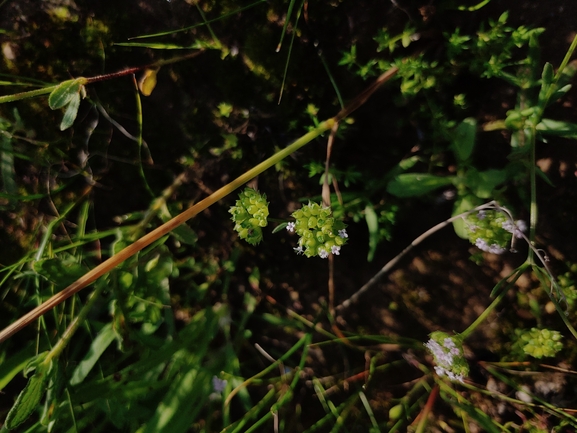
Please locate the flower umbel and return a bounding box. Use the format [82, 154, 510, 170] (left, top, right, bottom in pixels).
[425, 331, 469, 383]
[229, 188, 269, 245]
[290, 202, 348, 258]
[514, 328, 563, 359]
[464, 210, 526, 254]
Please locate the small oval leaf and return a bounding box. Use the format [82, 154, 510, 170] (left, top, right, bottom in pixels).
[60, 92, 80, 131]
[452, 117, 476, 162]
[48, 78, 84, 110]
[138, 68, 159, 97]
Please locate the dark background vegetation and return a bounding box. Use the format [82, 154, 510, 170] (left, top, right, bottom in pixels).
[1, 0, 576, 431]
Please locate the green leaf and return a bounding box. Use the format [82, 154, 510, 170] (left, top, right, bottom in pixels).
[170, 224, 198, 245]
[33, 256, 89, 288]
[0, 135, 17, 195]
[364, 204, 378, 262]
[48, 78, 85, 109]
[5, 359, 52, 429]
[138, 68, 159, 96]
[387, 173, 454, 197]
[537, 118, 577, 139]
[70, 323, 117, 386]
[272, 222, 288, 233]
[0, 345, 35, 391]
[59, 91, 80, 130]
[452, 195, 478, 239]
[451, 118, 476, 162]
[464, 169, 507, 199]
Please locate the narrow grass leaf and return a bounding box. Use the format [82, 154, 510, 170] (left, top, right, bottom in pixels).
[0, 345, 35, 391]
[70, 323, 116, 385]
[0, 135, 17, 195]
[364, 204, 379, 262]
[387, 173, 454, 197]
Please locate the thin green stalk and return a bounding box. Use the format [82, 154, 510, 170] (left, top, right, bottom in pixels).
[0, 86, 57, 104]
[132, 75, 154, 199]
[277, 0, 304, 104]
[224, 333, 310, 407]
[44, 284, 104, 364]
[0, 65, 398, 343]
[0, 118, 334, 344]
[460, 265, 527, 340]
[528, 124, 538, 264]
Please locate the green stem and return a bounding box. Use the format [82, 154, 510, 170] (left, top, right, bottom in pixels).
[0, 86, 57, 104]
[0, 119, 334, 344]
[528, 124, 537, 264]
[44, 284, 104, 364]
[460, 265, 527, 339]
[224, 333, 310, 407]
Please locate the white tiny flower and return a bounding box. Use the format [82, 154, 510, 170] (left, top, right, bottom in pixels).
[286, 222, 295, 233]
[338, 229, 348, 239]
[331, 245, 341, 255]
[319, 249, 329, 259]
[293, 245, 304, 255]
[212, 376, 227, 393]
[514, 220, 527, 238]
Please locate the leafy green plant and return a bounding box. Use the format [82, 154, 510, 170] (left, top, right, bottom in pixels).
[0, 2, 576, 432]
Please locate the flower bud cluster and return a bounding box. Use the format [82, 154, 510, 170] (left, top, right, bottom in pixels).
[516, 328, 563, 359]
[465, 210, 526, 254]
[287, 202, 348, 258]
[425, 331, 469, 383]
[229, 188, 269, 245]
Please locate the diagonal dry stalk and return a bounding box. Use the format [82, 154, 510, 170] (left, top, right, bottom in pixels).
[0, 66, 399, 344]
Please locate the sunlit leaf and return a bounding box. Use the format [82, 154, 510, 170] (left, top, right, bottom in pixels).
[48, 78, 85, 109]
[387, 173, 454, 197]
[70, 323, 117, 386]
[138, 68, 159, 96]
[364, 204, 378, 262]
[452, 195, 478, 239]
[537, 118, 577, 139]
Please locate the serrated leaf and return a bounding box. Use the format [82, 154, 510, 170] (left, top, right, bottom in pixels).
[60, 92, 80, 131]
[48, 78, 84, 110]
[452, 118, 476, 162]
[387, 173, 454, 197]
[5, 360, 52, 429]
[365, 204, 378, 262]
[70, 323, 116, 386]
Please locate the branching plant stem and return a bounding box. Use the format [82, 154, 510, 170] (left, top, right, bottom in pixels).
[0, 67, 399, 344]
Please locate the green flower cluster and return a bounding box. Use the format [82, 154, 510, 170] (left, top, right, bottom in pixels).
[425, 331, 469, 383]
[229, 188, 269, 245]
[516, 328, 563, 359]
[288, 202, 348, 258]
[465, 210, 526, 254]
